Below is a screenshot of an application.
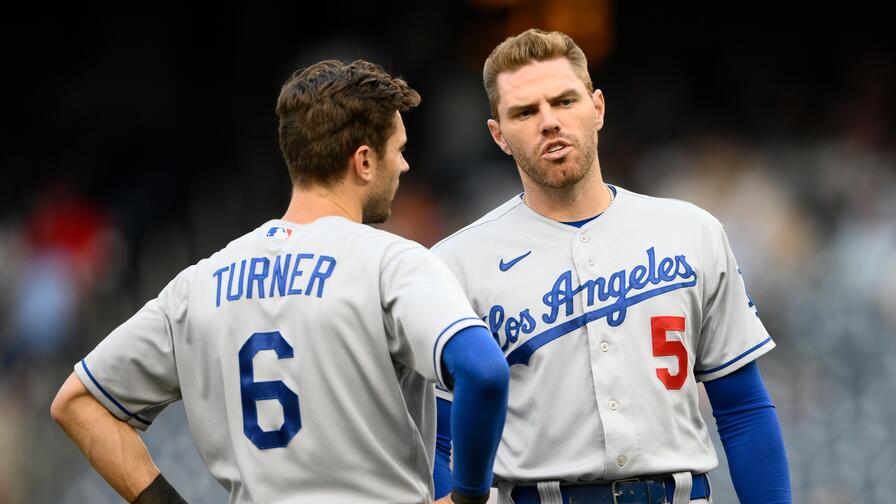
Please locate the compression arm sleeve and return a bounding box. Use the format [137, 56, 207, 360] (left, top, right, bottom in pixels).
[434, 396, 453, 498]
[704, 361, 792, 504]
[439, 325, 509, 499]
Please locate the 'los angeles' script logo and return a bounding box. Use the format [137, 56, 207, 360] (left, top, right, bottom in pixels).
[487, 247, 697, 366]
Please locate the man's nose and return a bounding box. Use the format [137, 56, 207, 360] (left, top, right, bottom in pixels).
[540, 107, 561, 136]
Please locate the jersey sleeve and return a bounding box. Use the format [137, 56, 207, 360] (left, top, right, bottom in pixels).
[694, 224, 775, 382]
[73, 268, 192, 430]
[380, 244, 486, 389]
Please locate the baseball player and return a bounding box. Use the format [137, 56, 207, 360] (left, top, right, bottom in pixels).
[432, 30, 792, 504]
[51, 60, 510, 504]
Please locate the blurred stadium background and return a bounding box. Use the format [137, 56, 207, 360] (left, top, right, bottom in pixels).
[1, 2, 894, 503]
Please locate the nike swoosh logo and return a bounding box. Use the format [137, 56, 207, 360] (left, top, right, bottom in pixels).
[499, 251, 532, 271]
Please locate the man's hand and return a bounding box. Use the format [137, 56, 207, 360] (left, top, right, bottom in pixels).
[432, 496, 454, 504]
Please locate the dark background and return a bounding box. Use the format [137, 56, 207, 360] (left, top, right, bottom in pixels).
[1, 3, 893, 503]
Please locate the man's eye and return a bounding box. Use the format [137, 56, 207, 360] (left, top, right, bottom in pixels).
[518, 110, 532, 118]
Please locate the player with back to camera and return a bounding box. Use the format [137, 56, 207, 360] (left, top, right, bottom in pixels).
[431, 29, 792, 504]
[51, 59, 509, 504]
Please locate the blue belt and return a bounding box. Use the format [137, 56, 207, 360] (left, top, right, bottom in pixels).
[510, 473, 710, 504]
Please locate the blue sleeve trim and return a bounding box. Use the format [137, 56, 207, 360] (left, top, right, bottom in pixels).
[80, 359, 151, 426]
[431, 317, 483, 387]
[695, 336, 773, 376]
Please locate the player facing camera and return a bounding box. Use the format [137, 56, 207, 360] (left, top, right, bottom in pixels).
[431, 29, 791, 504]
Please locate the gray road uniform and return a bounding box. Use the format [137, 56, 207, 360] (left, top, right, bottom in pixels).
[74, 216, 486, 504]
[432, 186, 774, 503]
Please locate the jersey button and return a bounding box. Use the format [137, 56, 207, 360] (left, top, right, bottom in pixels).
[616, 455, 626, 467]
[579, 234, 590, 243]
[586, 258, 595, 267]
[609, 400, 618, 410]
[600, 341, 609, 352]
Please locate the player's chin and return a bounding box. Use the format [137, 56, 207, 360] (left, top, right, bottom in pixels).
[542, 166, 587, 188]
[539, 154, 569, 169]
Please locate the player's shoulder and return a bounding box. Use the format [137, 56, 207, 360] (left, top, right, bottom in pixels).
[249, 216, 420, 251]
[160, 217, 427, 302]
[303, 217, 439, 274]
[350, 221, 428, 262]
[151, 261, 202, 319]
[615, 185, 723, 231]
[431, 194, 526, 255]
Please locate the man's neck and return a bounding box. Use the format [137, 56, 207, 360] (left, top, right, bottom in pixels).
[520, 167, 612, 222]
[281, 185, 362, 225]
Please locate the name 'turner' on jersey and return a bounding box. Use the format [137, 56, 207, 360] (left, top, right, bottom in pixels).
[212, 252, 337, 307]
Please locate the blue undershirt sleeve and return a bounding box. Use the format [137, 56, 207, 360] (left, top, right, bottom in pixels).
[434, 396, 453, 498]
[704, 361, 792, 504]
[438, 325, 509, 498]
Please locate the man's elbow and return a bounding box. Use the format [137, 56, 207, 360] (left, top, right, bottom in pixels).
[51, 387, 71, 426]
[469, 354, 510, 401]
[51, 373, 85, 426]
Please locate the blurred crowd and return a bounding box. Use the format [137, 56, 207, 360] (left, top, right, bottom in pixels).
[1, 3, 893, 503]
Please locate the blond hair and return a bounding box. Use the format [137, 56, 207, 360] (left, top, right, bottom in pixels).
[483, 29, 593, 120]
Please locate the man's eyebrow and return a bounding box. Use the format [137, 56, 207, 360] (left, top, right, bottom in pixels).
[550, 88, 582, 101]
[505, 88, 583, 116]
[505, 102, 536, 116]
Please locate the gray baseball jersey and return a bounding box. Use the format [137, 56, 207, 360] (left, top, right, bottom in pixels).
[74, 216, 486, 504]
[432, 185, 774, 484]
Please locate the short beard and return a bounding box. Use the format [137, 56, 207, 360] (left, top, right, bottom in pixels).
[514, 128, 598, 189]
[361, 172, 394, 224]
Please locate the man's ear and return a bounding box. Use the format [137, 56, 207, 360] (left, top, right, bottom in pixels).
[593, 89, 605, 131]
[349, 145, 376, 183]
[487, 119, 513, 156]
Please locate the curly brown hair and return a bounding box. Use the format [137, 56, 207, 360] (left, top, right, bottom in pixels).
[276, 60, 421, 187]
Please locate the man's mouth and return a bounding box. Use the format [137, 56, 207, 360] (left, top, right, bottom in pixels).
[542, 141, 572, 160]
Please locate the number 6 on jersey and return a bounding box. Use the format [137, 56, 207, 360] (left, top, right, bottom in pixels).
[238, 331, 301, 449]
[651, 316, 688, 390]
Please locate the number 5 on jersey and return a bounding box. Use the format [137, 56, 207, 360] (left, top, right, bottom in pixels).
[651, 316, 688, 390]
[239, 331, 302, 449]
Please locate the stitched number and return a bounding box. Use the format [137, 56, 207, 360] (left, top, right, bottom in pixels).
[650, 316, 688, 390]
[239, 331, 301, 449]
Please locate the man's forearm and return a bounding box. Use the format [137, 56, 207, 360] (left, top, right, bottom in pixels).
[442, 327, 509, 501]
[705, 362, 792, 503]
[52, 373, 159, 502]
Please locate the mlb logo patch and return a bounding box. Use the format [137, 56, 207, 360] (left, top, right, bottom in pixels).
[266, 226, 293, 240]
